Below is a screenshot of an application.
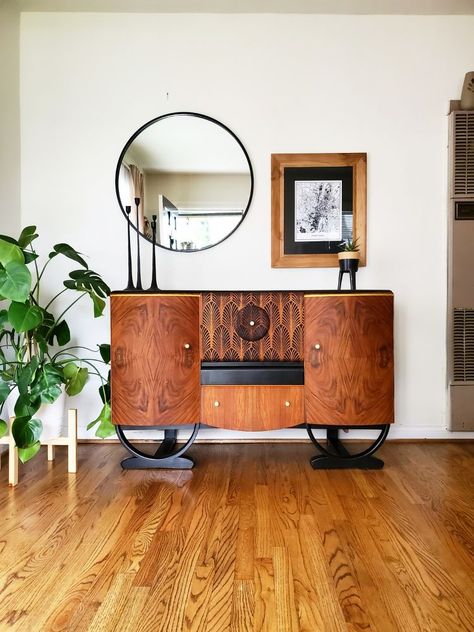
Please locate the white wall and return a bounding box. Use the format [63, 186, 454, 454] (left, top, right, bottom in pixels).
[0, 0, 21, 237]
[20, 13, 474, 440]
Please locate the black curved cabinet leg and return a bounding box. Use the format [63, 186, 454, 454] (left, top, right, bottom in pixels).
[117, 424, 199, 470]
[121, 455, 194, 470]
[306, 425, 390, 470]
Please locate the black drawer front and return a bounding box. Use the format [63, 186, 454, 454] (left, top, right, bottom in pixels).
[200, 361, 304, 385]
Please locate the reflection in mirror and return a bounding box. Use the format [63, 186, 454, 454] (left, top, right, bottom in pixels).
[116, 113, 253, 252]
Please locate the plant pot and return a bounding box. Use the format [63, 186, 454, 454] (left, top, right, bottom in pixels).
[6, 388, 67, 442]
[338, 251, 360, 273]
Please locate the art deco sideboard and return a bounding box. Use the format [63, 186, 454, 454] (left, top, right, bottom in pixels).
[111, 290, 394, 469]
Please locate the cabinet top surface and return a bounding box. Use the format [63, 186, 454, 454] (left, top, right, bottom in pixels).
[111, 289, 393, 296]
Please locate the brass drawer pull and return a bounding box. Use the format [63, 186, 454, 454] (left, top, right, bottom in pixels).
[184, 343, 191, 349]
[284, 401, 291, 407]
[214, 401, 220, 407]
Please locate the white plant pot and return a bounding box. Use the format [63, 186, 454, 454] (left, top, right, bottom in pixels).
[6, 388, 67, 442]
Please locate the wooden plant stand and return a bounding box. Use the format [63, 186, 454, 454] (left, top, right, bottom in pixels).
[0, 409, 77, 486]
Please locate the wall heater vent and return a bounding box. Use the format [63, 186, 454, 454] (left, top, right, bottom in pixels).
[453, 112, 474, 196]
[453, 308, 474, 382]
[448, 110, 474, 430]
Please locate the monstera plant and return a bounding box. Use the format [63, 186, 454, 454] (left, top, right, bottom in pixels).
[0, 226, 114, 462]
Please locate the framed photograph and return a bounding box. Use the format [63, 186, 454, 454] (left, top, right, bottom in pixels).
[271, 153, 367, 268]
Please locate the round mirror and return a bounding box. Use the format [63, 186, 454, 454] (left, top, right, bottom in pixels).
[115, 112, 254, 252]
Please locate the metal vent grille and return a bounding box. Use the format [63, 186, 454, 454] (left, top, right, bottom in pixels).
[454, 112, 474, 197]
[453, 308, 474, 381]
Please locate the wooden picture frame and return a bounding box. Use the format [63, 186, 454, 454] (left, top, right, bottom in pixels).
[271, 153, 367, 268]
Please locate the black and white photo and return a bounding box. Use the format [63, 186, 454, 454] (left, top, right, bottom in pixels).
[294, 180, 342, 242]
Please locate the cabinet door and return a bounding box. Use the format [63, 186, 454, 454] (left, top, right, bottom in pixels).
[304, 294, 394, 426]
[111, 294, 200, 426]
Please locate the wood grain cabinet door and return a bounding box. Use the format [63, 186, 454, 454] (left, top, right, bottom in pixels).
[111, 295, 201, 426]
[304, 294, 394, 426]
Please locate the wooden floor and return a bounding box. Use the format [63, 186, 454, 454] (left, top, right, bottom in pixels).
[0, 442, 473, 631]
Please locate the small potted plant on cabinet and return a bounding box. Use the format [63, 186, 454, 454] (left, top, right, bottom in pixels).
[337, 238, 360, 290]
[0, 226, 113, 462]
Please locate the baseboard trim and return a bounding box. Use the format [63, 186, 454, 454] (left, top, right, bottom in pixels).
[79, 437, 474, 445]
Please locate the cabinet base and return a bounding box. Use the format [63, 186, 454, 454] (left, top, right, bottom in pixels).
[310, 454, 384, 470]
[306, 424, 390, 470]
[116, 424, 199, 470]
[121, 455, 194, 470]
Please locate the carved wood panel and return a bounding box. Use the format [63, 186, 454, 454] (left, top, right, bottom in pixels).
[201, 385, 304, 430]
[304, 294, 394, 426]
[111, 294, 201, 426]
[201, 292, 304, 361]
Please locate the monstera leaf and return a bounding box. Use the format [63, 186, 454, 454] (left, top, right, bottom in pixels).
[17, 226, 38, 249]
[63, 362, 88, 396]
[11, 415, 42, 449]
[30, 364, 62, 404]
[87, 402, 114, 438]
[8, 302, 43, 332]
[0, 262, 31, 302]
[49, 243, 88, 269]
[0, 238, 24, 266]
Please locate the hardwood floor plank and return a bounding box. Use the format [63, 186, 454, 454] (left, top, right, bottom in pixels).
[0, 442, 473, 632]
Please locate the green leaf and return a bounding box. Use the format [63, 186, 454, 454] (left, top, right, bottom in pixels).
[0, 309, 8, 327]
[12, 415, 42, 448]
[0, 238, 24, 266]
[98, 379, 110, 405]
[8, 301, 43, 332]
[35, 310, 55, 347]
[18, 441, 41, 463]
[0, 419, 7, 439]
[0, 261, 32, 302]
[65, 269, 110, 298]
[99, 344, 110, 364]
[14, 393, 41, 417]
[64, 363, 88, 396]
[90, 291, 105, 318]
[17, 226, 38, 249]
[0, 235, 18, 245]
[23, 251, 39, 264]
[51, 320, 70, 346]
[30, 364, 62, 404]
[49, 243, 88, 269]
[87, 402, 114, 438]
[17, 357, 40, 395]
[0, 380, 10, 404]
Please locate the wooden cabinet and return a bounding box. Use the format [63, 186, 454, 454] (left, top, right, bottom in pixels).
[304, 293, 394, 426]
[110, 291, 394, 430]
[201, 385, 304, 431]
[111, 294, 200, 426]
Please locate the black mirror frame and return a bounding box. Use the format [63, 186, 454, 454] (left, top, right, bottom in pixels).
[115, 111, 254, 253]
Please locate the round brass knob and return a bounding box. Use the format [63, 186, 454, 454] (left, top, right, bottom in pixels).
[184, 343, 191, 349]
[249, 320, 255, 326]
[214, 401, 220, 407]
[314, 343, 321, 350]
[285, 401, 291, 407]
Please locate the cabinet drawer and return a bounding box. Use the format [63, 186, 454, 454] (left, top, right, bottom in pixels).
[201, 385, 304, 431]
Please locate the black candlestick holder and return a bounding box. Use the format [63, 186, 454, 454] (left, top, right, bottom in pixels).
[134, 197, 143, 291]
[123, 205, 135, 291]
[149, 214, 159, 291]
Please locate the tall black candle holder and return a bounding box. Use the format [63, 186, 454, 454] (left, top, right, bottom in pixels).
[123, 205, 135, 291]
[149, 214, 159, 292]
[134, 197, 143, 291]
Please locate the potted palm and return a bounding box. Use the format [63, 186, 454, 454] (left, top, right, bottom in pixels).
[0, 226, 113, 462]
[338, 237, 360, 272]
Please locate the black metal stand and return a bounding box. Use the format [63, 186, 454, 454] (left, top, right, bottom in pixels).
[116, 424, 199, 469]
[337, 269, 357, 290]
[306, 424, 390, 469]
